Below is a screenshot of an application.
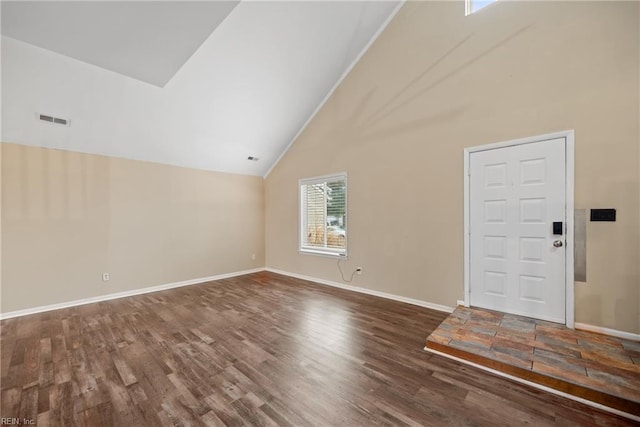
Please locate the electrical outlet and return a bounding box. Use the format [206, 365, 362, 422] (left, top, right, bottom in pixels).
[251, 253, 256, 261]
[356, 267, 362, 275]
[102, 273, 110, 282]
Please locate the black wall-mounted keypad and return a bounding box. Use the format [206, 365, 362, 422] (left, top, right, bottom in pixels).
[590, 209, 616, 222]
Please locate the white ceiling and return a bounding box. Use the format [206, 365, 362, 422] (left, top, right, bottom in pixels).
[1, 1, 240, 87]
[1, 1, 402, 176]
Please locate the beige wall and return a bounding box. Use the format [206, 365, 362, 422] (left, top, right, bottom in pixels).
[1, 143, 265, 313]
[265, 1, 640, 333]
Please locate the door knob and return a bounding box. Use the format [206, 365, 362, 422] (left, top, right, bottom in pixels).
[553, 240, 563, 248]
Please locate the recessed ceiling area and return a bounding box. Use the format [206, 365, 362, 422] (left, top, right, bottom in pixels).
[1, 1, 239, 87]
[1, 1, 402, 176]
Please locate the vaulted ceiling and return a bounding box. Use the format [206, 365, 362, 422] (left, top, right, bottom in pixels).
[1, 1, 402, 176]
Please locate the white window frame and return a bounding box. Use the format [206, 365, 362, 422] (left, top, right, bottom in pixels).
[299, 172, 347, 258]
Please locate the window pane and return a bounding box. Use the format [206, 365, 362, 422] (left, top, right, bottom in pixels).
[303, 183, 326, 248]
[300, 174, 347, 255]
[326, 179, 346, 249]
[468, 0, 497, 14]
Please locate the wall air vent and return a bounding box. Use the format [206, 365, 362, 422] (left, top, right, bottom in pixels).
[37, 113, 70, 126]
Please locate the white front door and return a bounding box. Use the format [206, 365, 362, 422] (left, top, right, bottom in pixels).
[469, 138, 566, 323]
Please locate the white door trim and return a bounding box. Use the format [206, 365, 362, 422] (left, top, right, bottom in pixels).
[463, 130, 575, 328]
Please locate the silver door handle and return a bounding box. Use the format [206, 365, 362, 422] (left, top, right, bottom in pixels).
[553, 240, 563, 248]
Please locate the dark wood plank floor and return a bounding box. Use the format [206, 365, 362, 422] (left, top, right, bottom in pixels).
[1, 272, 635, 426]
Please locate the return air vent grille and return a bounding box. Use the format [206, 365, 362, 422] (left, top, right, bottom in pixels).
[37, 113, 70, 126]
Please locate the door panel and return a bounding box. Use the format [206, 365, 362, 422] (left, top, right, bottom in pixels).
[470, 138, 566, 323]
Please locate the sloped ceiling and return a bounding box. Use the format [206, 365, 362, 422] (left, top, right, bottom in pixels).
[1, 1, 402, 176]
[1, 1, 240, 87]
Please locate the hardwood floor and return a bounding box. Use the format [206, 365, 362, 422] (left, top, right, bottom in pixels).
[1, 271, 635, 426]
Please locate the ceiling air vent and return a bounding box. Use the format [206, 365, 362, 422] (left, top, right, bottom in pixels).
[247, 156, 259, 161]
[37, 113, 70, 126]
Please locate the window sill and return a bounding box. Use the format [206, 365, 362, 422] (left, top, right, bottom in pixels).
[299, 248, 347, 259]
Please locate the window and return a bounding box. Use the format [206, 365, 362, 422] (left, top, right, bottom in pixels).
[299, 173, 347, 257]
[466, 0, 497, 15]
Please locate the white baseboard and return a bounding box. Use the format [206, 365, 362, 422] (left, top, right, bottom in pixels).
[424, 347, 640, 422]
[575, 322, 640, 342]
[0, 268, 266, 320]
[456, 300, 465, 307]
[265, 267, 455, 313]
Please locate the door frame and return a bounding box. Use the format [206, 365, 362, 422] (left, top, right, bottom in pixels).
[463, 130, 575, 328]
